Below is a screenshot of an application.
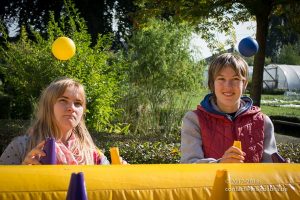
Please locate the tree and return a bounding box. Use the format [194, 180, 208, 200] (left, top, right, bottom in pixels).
[0, 0, 64, 39]
[284, 2, 300, 33]
[72, 0, 137, 45]
[133, 0, 300, 106]
[0, 0, 137, 45]
[266, 14, 299, 63]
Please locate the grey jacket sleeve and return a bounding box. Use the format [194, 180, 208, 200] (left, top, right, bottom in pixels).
[261, 115, 278, 162]
[180, 111, 218, 163]
[0, 136, 28, 165]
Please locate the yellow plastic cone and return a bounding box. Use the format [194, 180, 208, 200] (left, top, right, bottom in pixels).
[211, 169, 233, 200]
[110, 147, 121, 165]
[233, 140, 242, 150]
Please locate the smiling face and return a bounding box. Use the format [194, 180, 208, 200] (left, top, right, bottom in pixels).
[53, 85, 84, 136]
[214, 66, 247, 113]
[208, 53, 249, 113]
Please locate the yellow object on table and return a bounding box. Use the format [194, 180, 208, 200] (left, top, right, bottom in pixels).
[110, 147, 121, 164]
[233, 140, 242, 150]
[211, 169, 233, 200]
[0, 164, 299, 200]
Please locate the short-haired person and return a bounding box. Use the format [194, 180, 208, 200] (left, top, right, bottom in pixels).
[0, 77, 123, 165]
[180, 53, 278, 163]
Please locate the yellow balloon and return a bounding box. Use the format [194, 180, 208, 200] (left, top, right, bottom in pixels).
[51, 37, 76, 60]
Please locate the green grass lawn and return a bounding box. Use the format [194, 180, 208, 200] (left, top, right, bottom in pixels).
[261, 105, 300, 118]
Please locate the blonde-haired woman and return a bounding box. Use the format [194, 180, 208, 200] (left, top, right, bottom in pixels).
[0, 77, 110, 165]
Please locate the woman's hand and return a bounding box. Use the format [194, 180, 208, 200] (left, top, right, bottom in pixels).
[219, 146, 246, 163]
[120, 157, 128, 165]
[22, 141, 46, 165]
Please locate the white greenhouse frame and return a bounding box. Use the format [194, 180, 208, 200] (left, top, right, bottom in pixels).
[262, 64, 300, 90]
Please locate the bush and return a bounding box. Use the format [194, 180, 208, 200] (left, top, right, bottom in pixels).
[277, 143, 300, 163]
[1, 121, 299, 164]
[101, 140, 300, 164]
[0, 93, 11, 119]
[0, 120, 30, 153]
[0, 2, 126, 132]
[119, 18, 205, 136]
[93, 131, 181, 164]
[92, 132, 300, 164]
[99, 142, 300, 164]
[103, 140, 181, 164]
[277, 41, 300, 65]
[262, 89, 285, 95]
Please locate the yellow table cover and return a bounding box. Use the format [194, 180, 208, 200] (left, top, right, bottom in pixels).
[0, 164, 299, 200]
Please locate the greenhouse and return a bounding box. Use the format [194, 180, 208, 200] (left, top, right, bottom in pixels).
[263, 64, 300, 90]
[249, 64, 300, 91]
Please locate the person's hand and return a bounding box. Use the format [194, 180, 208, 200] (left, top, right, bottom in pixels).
[22, 141, 46, 165]
[219, 146, 246, 163]
[286, 158, 293, 163]
[120, 157, 128, 165]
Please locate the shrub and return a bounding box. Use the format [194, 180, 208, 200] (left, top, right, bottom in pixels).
[1, 121, 299, 164]
[97, 139, 300, 164]
[102, 140, 181, 164]
[119, 18, 205, 136]
[0, 120, 30, 153]
[277, 143, 300, 163]
[0, 2, 126, 132]
[93, 132, 300, 164]
[101, 141, 300, 164]
[277, 41, 300, 65]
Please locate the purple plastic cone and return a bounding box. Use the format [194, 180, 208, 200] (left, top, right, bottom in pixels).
[66, 173, 78, 200]
[76, 172, 88, 200]
[40, 137, 56, 164]
[271, 152, 287, 163]
[66, 172, 88, 200]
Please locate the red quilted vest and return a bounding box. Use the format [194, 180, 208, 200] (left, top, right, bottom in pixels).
[194, 105, 264, 163]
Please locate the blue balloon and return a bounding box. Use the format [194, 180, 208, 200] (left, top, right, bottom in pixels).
[238, 37, 259, 57]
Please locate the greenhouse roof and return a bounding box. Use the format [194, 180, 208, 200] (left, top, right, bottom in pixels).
[266, 64, 300, 90]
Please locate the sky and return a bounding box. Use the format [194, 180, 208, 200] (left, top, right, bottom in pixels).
[190, 21, 256, 59]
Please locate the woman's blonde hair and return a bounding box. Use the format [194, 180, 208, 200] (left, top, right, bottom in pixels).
[27, 77, 96, 164]
[208, 53, 249, 93]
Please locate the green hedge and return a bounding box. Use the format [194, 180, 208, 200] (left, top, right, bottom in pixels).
[99, 140, 181, 164]
[97, 139, 300, 164]
[1, 120, 299, 163]
[277, 143, 300, 163]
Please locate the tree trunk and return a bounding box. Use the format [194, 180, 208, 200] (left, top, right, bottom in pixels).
[250, 14, 270, 107]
